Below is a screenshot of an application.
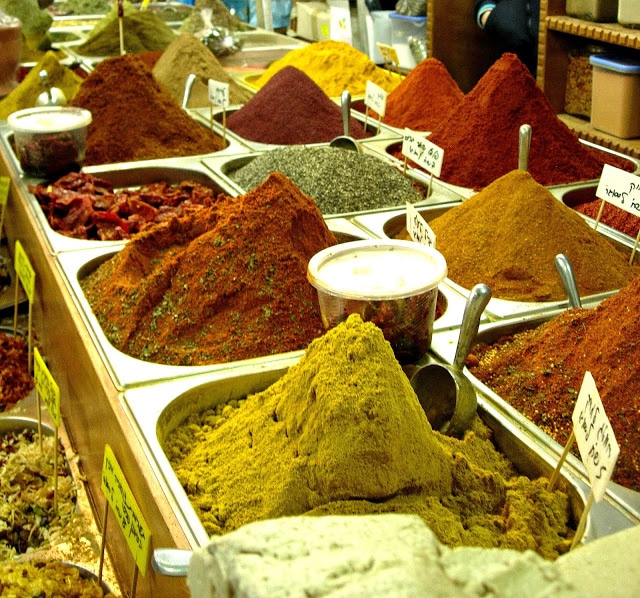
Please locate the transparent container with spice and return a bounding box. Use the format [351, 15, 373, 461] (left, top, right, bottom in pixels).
[564, 44, 606, 119]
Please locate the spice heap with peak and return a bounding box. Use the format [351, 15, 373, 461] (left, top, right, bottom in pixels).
[70, 53, 226, 165]
[165, 314, 575, 559]
[394, 52, 633, 189]
[80, 173, 337, 365]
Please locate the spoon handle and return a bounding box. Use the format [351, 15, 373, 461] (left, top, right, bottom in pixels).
[341, 90, 351, 136]
[554, 253, 582, 309]
[518, 124, 532, 171]
[453, 284, 492, 371]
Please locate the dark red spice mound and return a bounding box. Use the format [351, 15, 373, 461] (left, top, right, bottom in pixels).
[421, 53, 634, 189]
[80, 172, 338, 366]
[70, 54, 225, 165]
[226, 66, 372, 145]
[381, 58, 464, 131]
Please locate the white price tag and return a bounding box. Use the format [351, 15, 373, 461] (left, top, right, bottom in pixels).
[406, 202, 436, 247]
[401, 129, 444, 178]
[365, 80, 387, 117]
[208, 79, 229, 108]
[572, 371, 620, 502]
[596, 164, 640, 217]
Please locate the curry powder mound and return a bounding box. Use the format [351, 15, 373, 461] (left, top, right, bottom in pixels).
[428, 170, 640, 302]
[165, 314, 574, 560]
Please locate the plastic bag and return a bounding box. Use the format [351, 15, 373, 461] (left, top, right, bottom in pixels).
[394, 0, 425, 17]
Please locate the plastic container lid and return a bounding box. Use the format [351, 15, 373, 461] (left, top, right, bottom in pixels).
[7, 106, 92, 134]
[589, 54, 640, 74]
[389, 11, 427, 22]
[307, 240, 447, 300]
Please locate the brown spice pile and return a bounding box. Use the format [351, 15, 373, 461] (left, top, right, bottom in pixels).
[152, 33, 253, 109]
[428, 170, 640, 302]
[469, 275, 640, 491]
[80, 173, 337, 366]
[70, 54, 225, 165]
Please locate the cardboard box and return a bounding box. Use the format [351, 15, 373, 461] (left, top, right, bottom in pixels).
[590, 54, 640, 139]
[296, 1, 331, 41]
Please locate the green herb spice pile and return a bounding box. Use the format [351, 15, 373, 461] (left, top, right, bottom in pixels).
[80, 173, 337, 366]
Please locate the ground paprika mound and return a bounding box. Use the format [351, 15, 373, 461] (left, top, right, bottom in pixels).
[70, 54, 225, 165]
[469, 274, 640, 492]
[401, 53, 633, 190]
[80, 172, 337, 366]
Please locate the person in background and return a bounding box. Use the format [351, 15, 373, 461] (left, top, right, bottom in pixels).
[222, 0, 292, 32]
[474, 0, 540, 75]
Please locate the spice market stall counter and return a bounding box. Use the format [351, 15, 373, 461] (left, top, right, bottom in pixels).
[429, 315, 640, 527]
[0, 147, 201, 598]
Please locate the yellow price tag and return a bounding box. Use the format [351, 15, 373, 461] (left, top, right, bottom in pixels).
[141, 0, 151, 8]
[14, 240, 35, 304]
[376, 42, 399, 67]
[101, 444, 151, 575]
[0, 176, 9, 207]
[34, 347, 60, 427]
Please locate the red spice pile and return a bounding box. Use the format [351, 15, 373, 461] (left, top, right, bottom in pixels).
[0, 331, 33, 411]
[226, 66, 371, 145]
[70, 54, 225, 165]
[381, 58, 464, 131]
[408, 53, 633, 189]
[469, 275, 640, 491]
[80, 172, 338, 366]
[574, 198, 640, 239]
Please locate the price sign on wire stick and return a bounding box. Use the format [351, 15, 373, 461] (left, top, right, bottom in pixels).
[568, 371, 620, 550]
[33, 346, 60, 511]
[13, 240, 35, 371]
[364, 80, 387, 134]
[401, 130, 444, 178]
[100, 444, 151, 594]
[0, 176, 9, 241]
[376, 42, 399, 73]
[595, 164, 640, 263]
[208, 79, 229, 144]
[406, 202, 436, 248]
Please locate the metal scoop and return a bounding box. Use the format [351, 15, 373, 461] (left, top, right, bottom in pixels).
[518, 123, 531, 171]
[555, 253, 582, 309]
[329, 90, 361, 152]
[410, 283, 492, 437]
[35, 70, 67, 107]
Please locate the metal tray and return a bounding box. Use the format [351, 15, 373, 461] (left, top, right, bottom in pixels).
[6, 156, 245, 255]
[430, 312, 640, 525]
[353, 203, 634, 321]
[219, 30, 309, 69]
[201, 153, 465, 218]
[121, 362, 636, 549]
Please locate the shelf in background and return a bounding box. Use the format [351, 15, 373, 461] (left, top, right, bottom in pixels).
[547, 16, 640, 49]
[560, 113, 640, 159]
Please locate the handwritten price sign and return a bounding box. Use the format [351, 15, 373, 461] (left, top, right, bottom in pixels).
[572, 371, 619, 502]
[365, 80, 387, 117]
[376, 42, 399, 68]
[401, 130, 444, 178]
[0, 176, 9, 207]
[596, 164, 640, 217]
[14, 240, 35, 304]
[101, 444, 151, 575]
[406, 202, 436, 247]
[34, 347, 60, 427]
[208, 79, 229, 109]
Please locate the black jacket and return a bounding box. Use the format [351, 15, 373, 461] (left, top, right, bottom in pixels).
[474, 0, 540, 74]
